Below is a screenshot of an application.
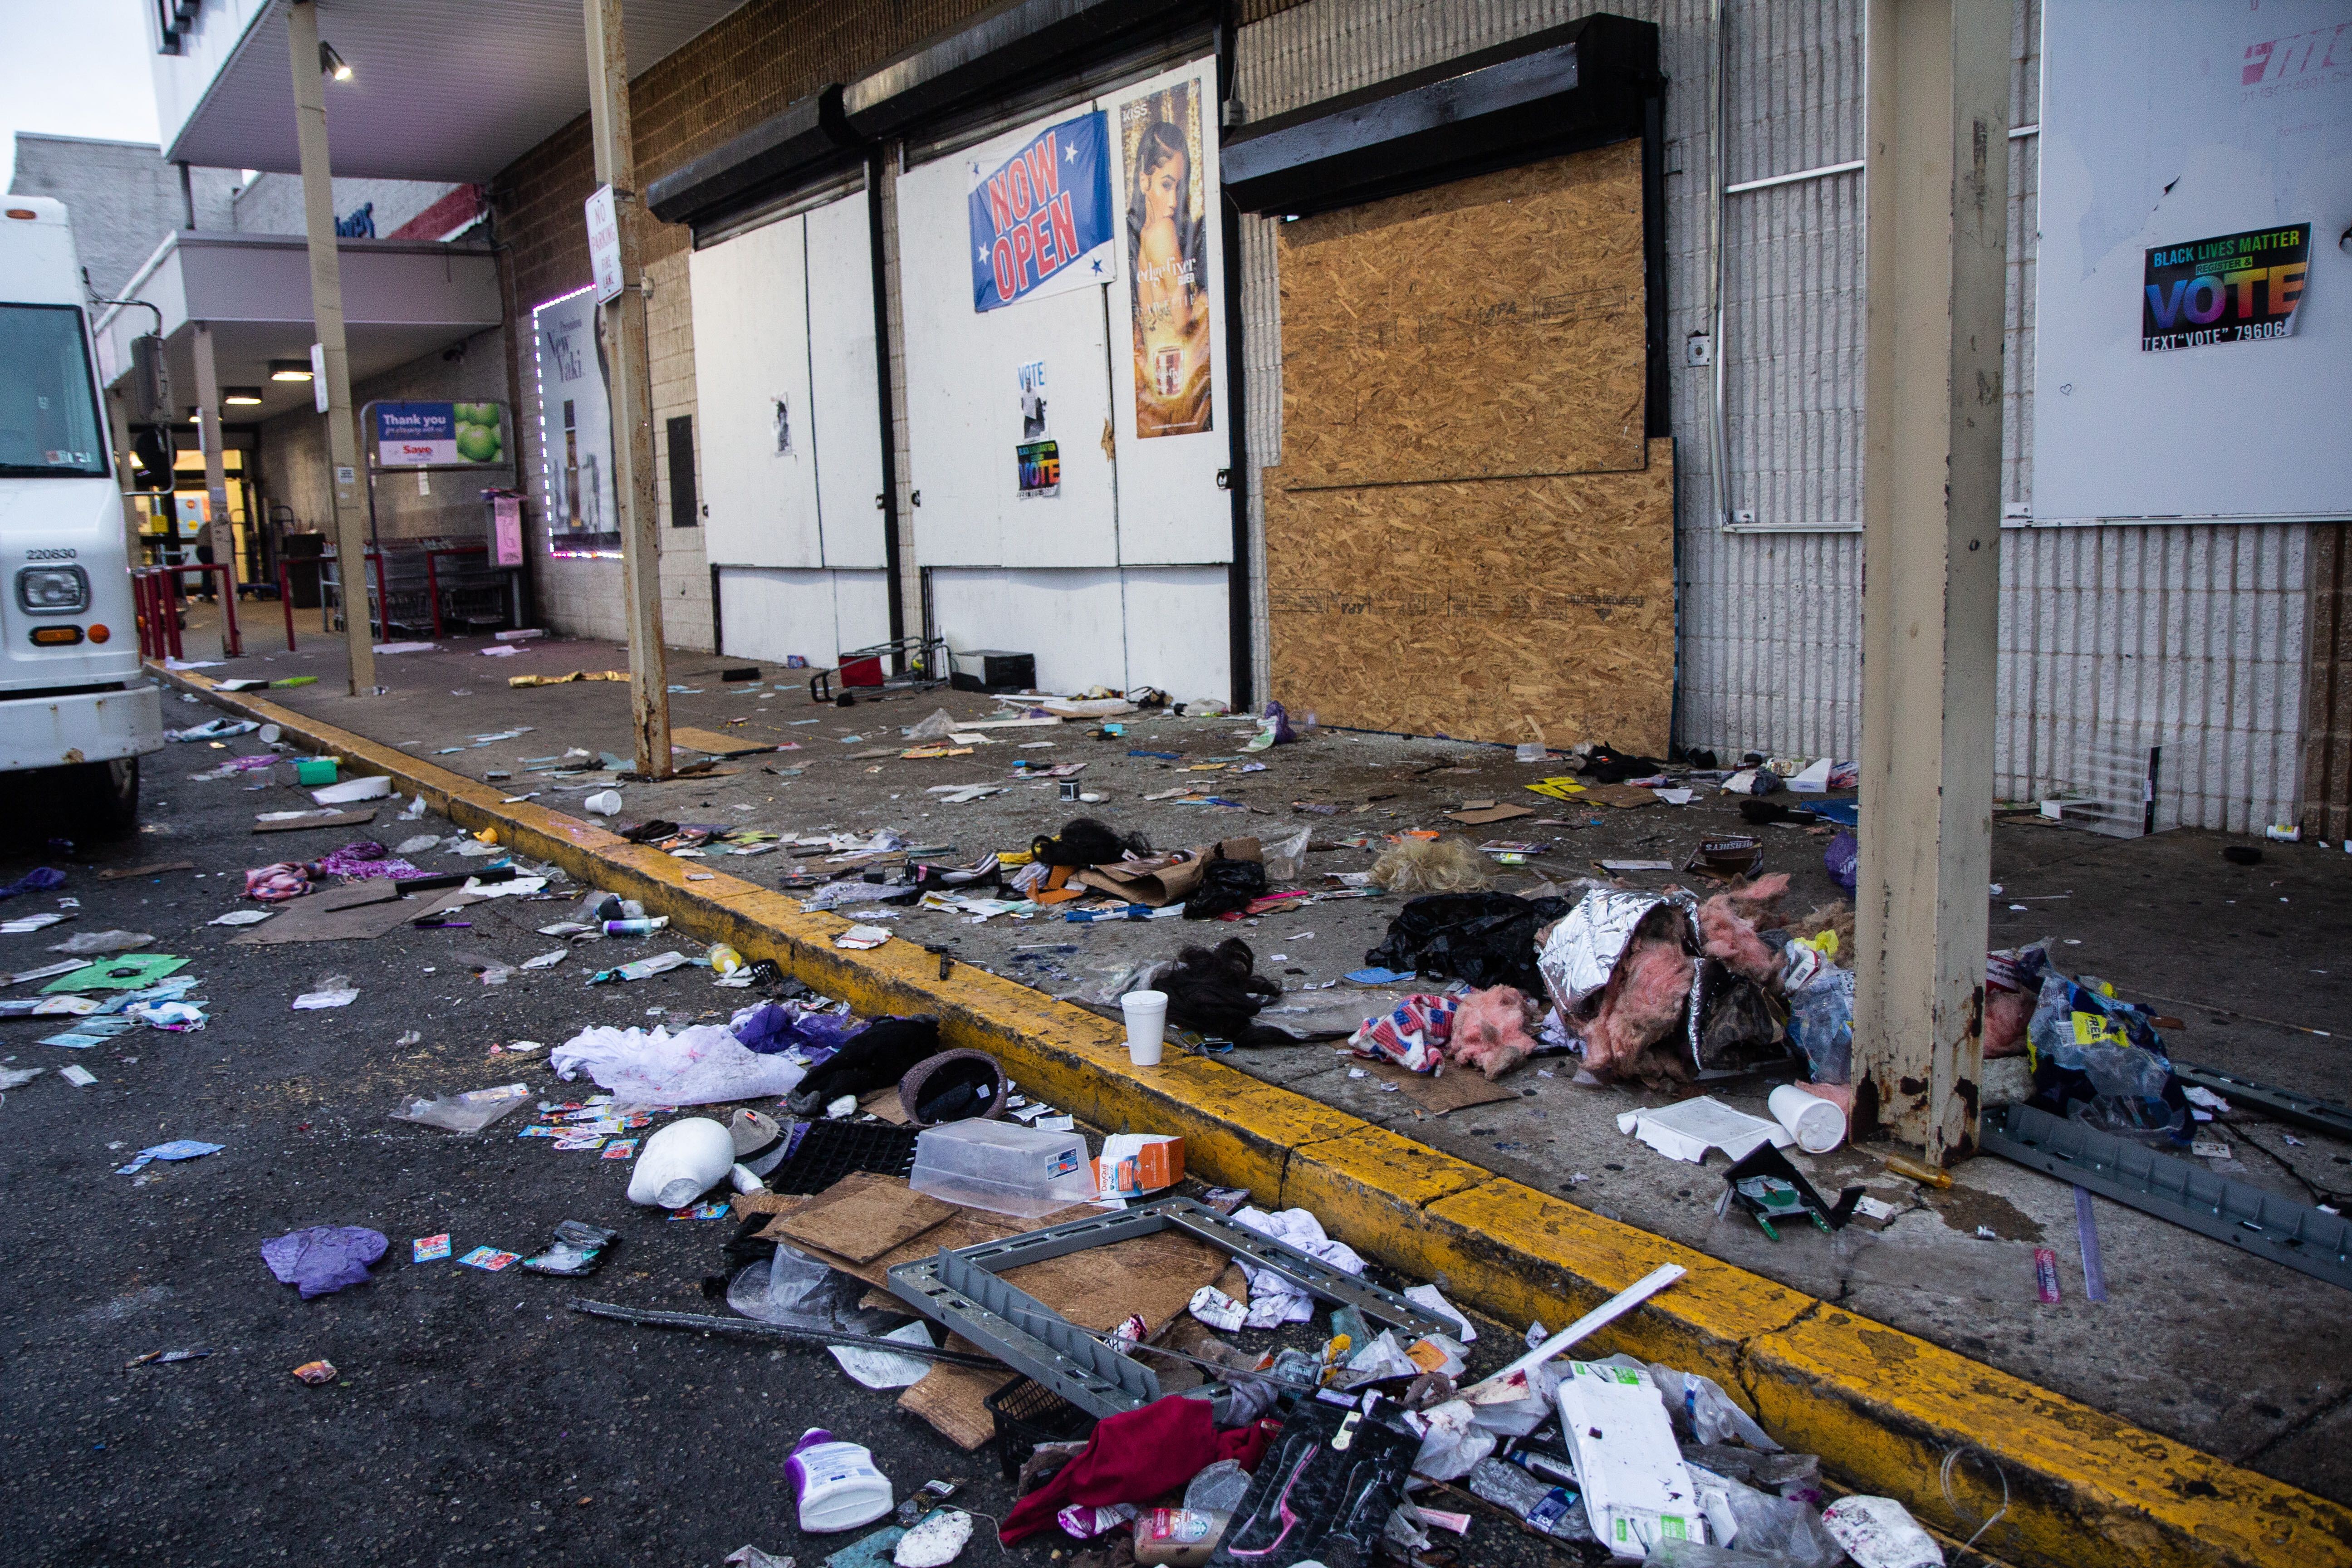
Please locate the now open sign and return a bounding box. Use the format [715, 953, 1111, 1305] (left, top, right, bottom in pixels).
[966, 110, 1117, 313]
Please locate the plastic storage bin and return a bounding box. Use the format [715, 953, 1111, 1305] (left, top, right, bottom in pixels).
[909, 1119, 1093, 1217]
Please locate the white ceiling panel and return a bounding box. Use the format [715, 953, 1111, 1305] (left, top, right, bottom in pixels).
[162, 0, 749, 181]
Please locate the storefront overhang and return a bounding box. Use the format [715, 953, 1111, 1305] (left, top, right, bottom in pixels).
[841, 0, 1213, 145]
[90, 231, 503, 425]
[643, 88, 863, 230]
[1220, 13, 1659, 218]
[154, 0, 750, 181]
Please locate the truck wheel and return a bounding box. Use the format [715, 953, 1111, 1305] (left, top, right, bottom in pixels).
[74, 757, 141, 838]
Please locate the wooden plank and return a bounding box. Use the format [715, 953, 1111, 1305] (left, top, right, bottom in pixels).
[669, 725, 777, 759]
[1265, 442, 1676, 754]
[1274, 141, 1647, 489]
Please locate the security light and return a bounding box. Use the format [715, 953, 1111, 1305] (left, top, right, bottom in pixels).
[269, 360, 314, 382]
[320, 41, 352, 81]
[223, 387, 264, 406]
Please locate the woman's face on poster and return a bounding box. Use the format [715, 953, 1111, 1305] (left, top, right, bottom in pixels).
[1142, 147, 1186, 225]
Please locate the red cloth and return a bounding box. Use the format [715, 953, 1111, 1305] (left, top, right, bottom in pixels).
[999, 1396, 1274, 1544]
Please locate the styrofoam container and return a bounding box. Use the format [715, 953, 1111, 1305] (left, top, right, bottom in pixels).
[1769, 1083, 1847, 1153]
[625, 1117, 734, 1208]
[909, 1118, 1093, 1217]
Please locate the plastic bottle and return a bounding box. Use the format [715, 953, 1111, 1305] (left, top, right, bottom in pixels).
[708, 943, 745, 975]
[785, 1428, 893, 1533]
[1135, 1507, 1230, 1565]
[604, 916, 669, 937]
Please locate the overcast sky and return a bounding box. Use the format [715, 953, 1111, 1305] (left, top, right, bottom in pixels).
[0, 0, 164, 185]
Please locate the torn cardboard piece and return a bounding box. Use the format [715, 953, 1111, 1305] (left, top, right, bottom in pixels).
[773, 1172, 958, 1264]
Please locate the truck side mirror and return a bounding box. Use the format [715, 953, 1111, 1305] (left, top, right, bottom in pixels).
[130, 423, 176, 494]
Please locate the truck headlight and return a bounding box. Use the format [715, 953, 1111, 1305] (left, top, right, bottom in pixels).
[16, 565, 89, 614]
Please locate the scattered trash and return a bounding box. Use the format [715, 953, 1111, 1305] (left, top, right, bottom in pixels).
[413, 1235, 453, 1263]
[891, 1507, 970, 1567]
[115, 1139, 223, 1175]
[59, 1064, 97, 1087]
[291, 1360, 339, 1385]
[520, 1220, 620, 1276]
[262, 1225, 388, 1298]
[125, 1348, 213, 1368]
[293, 977, 360, 1009]
[1821, 1495, 1945, 1568]
[788, 1427, 896, 1533]
[458, 1246, 521, 1271]
[390, 1083, 531, 1135]
[836, 924, 892, 950]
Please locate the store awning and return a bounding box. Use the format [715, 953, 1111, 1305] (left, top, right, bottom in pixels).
[155, 0, 749, 181]
[90, 231, 502, 425]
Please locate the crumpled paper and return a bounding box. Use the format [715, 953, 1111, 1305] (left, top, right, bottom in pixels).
[1229, 1206, 1367, 1327]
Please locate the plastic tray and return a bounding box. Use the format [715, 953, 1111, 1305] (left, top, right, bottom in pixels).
[984, 1374, 1098, 1483]
[767, 1120, 921, 1196]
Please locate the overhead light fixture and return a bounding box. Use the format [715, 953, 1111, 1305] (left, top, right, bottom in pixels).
[319, 41, 352, 81]
[223, 387, 264, 406]
[269, 360, 314, 382]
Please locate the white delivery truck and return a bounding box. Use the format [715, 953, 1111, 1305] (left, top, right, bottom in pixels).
[0, 196, 162, 833]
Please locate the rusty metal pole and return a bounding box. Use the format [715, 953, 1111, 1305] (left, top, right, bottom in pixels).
[1853, 0, 2011, 1166]
[583, 0, 671, 778]
[285, 0, 379, 696]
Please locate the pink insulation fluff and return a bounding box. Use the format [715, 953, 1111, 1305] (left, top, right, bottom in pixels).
[1446, 986, 1544, 1080]
[1582, 936, 1697, 1084]
[1698, 872, 1790, 987]
[1982, 984, 2033, 1058]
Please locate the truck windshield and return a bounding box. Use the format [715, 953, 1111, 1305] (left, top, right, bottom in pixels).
[0, 303, 108, 479]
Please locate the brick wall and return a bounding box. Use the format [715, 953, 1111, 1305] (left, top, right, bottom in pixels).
[489, 0, 998, 646]
[255, 323, 512, 546]
[647, 247, 710, 651]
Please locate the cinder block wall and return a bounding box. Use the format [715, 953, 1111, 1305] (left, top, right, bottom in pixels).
[488, 0, 996, 650]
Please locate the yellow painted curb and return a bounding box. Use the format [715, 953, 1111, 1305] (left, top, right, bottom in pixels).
[160, 665, 2352, 1568]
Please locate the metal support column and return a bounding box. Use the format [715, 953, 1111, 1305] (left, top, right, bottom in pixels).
[191, 321, 235, 650]
[583, 0, 671, 778]
[284, 0, 378, 697]
[1853, 0, 2011, 1164]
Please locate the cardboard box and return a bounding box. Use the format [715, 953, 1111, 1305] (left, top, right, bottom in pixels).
[1093, 1133, 1184, 1199]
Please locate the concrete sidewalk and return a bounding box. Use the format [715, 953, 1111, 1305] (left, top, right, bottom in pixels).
[152, 615, 2352, 1563]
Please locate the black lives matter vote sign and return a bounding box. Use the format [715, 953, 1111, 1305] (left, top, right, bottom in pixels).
[2141, 223, 2310, 352]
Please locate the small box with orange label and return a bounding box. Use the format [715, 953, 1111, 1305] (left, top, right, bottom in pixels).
[1092, 1133, 1185, 1200]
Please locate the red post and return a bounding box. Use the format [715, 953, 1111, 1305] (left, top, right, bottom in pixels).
[278, 560, 298, 652]
[163, 573, 183, 662]
[133, 571, 152, 657]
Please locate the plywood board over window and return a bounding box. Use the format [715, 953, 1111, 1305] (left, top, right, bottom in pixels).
[1265, 442, 1675, 755]
[1264, 135, 1670, 750]
[1274, 141, 1649, 490]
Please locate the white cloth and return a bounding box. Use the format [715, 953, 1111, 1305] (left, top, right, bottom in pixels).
[550, 1023, 805, 1105]
[1230, 1206, 1367, 1328]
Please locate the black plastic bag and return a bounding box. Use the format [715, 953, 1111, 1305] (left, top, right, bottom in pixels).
[1183, 855, 1267, 919]
[1363, 892, 1573, 994]
[1209, 1396, 1419, 1568]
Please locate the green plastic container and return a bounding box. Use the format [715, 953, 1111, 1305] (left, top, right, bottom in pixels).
[294, 758, 338, 786]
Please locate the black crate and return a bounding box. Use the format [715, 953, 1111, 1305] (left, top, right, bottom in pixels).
[766, 1120, 921, 1196]
[984, 1375, 1099, 1484]
[949, 649, 1035, 693]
